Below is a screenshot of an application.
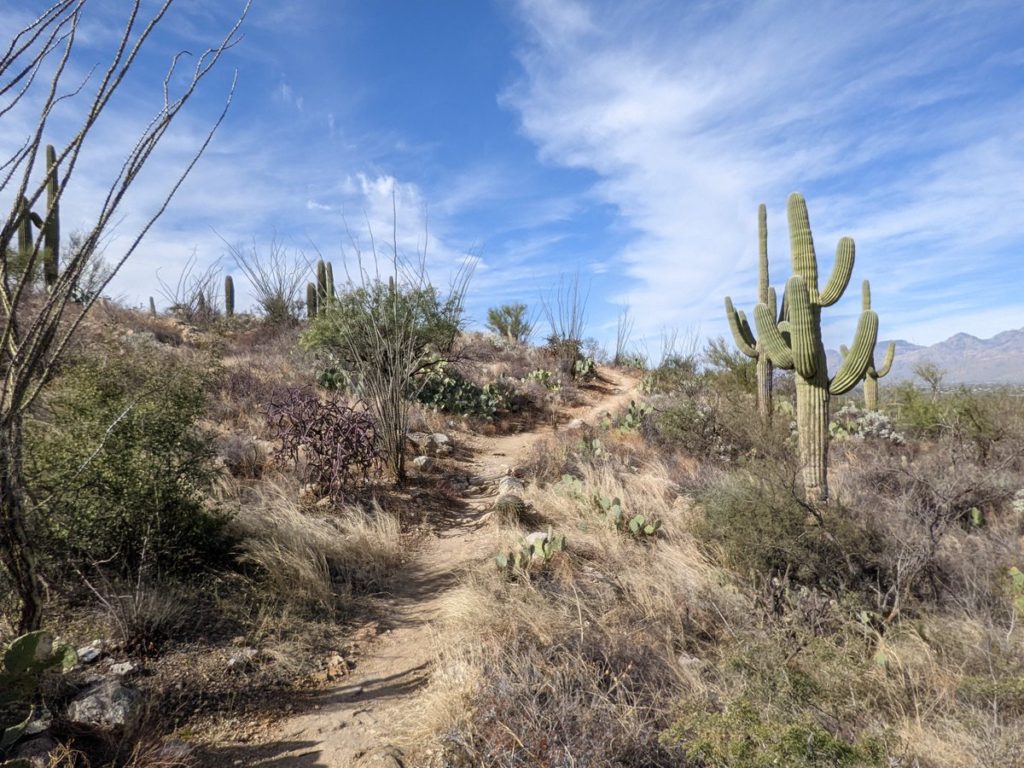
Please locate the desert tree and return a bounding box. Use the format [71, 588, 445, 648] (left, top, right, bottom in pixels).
[486, 302, 533, 345]
[302, 207, 473, 483]
[221, 234, 306, 324]
[0, 0, 248, 632]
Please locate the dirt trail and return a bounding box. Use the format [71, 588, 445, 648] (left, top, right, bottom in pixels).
[235, 368, 639, 767]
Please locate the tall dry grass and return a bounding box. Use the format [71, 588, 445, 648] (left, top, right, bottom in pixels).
[229, 478, 403, 613]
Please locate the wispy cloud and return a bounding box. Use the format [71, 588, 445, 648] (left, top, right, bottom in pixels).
[505, 0, 1024, 345]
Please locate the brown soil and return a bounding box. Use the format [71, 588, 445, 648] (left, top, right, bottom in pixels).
[199, 367, 639, 767]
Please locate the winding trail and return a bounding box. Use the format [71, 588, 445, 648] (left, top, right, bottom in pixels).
[220, 368, 639, 767]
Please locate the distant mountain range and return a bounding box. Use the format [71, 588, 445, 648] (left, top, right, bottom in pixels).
[825, 327, 1024, 386]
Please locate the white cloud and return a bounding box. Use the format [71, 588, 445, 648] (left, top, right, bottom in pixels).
[505, 0, 1024, 346]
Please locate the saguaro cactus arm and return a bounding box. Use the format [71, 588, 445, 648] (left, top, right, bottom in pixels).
[786, 275, 818, 380]
[829, 310, 879, 395]
[754, 302, 794, 369]
[876, 342, 895, 377]
[725, 297, 757, 357]
[819, 238, 854, 307]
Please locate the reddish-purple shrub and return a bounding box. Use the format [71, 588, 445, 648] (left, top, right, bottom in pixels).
[265, 387, 381, 499]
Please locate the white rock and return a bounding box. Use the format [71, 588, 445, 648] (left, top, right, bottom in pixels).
[412, 455, 434, 471]
[565, 418, 585, 430]
[66, 680, 143, 733]
[497, 476, 525, 495]
[109, 661, 137, 677]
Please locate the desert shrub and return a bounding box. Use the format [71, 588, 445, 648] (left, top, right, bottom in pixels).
[218, 433, 268, 479]
[662, 633, 889, 767]
[265, 386, 380, 500]
[224, 236, 306, 324]
[703, 335, 757, 395]
[301, 271, 469, 480]
[830, 402, 905, 445]
[415, 361, 516, 419]
[641, 353, 702, 396]
[486, 302, 533, 344]
[698, 466, 886, 596]
[25, 341, 230, 576]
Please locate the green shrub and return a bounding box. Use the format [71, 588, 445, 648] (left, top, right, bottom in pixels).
[698, 467, 883, 593]
[664, 697, 885, 767]
[25, 341, 230, 575]
[486, 302, 532, 344]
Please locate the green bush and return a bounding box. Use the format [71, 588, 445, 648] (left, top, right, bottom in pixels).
[698, 467, 883, 593]
[486, 302, 532, 344]
[25, 341, 230, 575]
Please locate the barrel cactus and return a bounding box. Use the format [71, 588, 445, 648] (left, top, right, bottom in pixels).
[754, 193, 879, 501]
[493, 494, 527, 523]
[724, 203, 777, 420]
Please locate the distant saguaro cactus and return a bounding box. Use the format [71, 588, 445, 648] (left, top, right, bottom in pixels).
[306, 281, 317, 319]
[843, 282, 894, 411]
[41, 144, 60, 292]
[224, 275, 235, 317]
[316, 259, 329, 307]
[724, 203, 777, 420]
[148, 296, 157, 316]
[754, 193, 878, 502]
[325, 261, 335, 301]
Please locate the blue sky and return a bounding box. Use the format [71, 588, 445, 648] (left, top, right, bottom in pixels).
[3, 1, 1023, 352]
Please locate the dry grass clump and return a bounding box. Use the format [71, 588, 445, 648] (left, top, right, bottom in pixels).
[229, 479, 403, 613]
[409, 459, 740, 766]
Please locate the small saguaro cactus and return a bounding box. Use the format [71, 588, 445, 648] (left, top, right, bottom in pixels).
[148, 296, 157, 316]
[724, 203, 777, 420]
[306, 281, 317, 319]
[754, 193, 878, 502]
[325, 261, 335, 300]
[224, 275, 235, 317]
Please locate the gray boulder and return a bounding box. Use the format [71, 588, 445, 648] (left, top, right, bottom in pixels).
[66, 680, 143, 734]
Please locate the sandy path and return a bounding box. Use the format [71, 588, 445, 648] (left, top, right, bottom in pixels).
[221, 368, 639, 767]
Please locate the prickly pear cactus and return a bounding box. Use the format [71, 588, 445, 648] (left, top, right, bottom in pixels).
[753, 193, 879, 501]
[724, 203, 777, 420]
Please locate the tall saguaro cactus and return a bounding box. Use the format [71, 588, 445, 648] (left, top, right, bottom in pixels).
[725, 203, 777, 420]
[754, 193, 878, 501]
[224, 275, 235, 317]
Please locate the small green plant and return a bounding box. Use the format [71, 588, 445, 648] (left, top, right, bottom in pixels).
[628, 514, 662, 537]
[486, 302, 533, 344]
[595, 494, 625, 527]
[495, 528, 566, 577]
[559, 473, 585, 500]
[1, 631, 76, 757]
[1008, 567, 1024, 616]
[618, 399, 652, 432]
[524, 368, 559, 390]
[573, 355, 596, 380]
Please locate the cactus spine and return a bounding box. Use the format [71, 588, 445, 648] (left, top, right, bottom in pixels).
[42, 144, 60, 292]
[724, 203, 777, 420]
[224, 275, 234, 317]
[754, 193, 878, 501]
[306, 281, 317, 319]
[859, 281, 894, 411]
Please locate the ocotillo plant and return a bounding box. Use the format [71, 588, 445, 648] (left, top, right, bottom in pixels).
[754, 193, 878, 502]
[724, 203, 777, 420]
[224, 275, 234, 317]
